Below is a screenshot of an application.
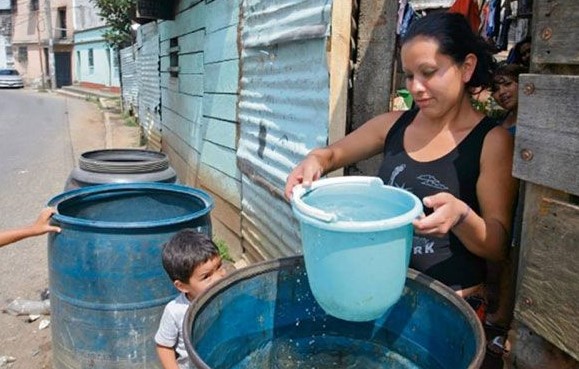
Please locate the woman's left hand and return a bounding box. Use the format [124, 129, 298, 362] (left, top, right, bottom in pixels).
[412, 192, 469, 237]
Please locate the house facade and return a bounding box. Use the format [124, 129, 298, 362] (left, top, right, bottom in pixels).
[11, 0, 74, 87]
[0, 0, 12, 68]
[72, 0, 119, 91]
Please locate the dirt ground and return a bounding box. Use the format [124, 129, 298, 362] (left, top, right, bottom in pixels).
[0, 91, 141, 369]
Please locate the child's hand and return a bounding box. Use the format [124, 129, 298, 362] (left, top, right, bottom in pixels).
[31, 207, 61, 236]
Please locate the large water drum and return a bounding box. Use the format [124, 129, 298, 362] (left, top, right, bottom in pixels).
[184, 256, 485, 369]
[47, 183, 214, 369]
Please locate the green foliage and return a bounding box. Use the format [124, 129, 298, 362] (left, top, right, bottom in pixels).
[214, 239, 234, 262]
[90, 0, 136, 49]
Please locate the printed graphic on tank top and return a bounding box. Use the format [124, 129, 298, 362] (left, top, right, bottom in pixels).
[377, 109, 496, 290]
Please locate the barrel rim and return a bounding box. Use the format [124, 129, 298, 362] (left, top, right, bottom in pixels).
[78, 149, 170, 174]
[183, 256, 486, 369]
[47, 183, 214, 229]
[291, 176, 424, 231]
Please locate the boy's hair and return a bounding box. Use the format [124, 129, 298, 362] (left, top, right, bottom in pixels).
[161, 229, 220, 283]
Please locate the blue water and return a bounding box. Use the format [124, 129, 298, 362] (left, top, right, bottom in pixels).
[302, 194, 409, 222]
[227, 335, 443, 369]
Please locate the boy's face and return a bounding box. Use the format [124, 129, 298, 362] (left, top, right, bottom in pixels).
[175, 256, 226, 300]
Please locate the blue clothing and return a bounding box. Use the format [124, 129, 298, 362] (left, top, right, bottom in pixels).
[377, 109, 497, 290]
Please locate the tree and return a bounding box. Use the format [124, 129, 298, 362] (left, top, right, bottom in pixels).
[90, 0, 136, 49]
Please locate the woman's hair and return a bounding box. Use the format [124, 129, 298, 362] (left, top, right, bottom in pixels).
[507, 36, 532, 65]
[401, 12, 496, 90]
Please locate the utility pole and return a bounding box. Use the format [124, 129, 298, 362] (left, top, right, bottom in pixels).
[44, 0, 56, 89]
[36, 17, 46, 91]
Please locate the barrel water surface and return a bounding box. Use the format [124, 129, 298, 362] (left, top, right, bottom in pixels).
[185, 256, 485, 369]
[48, 183, 213, 369]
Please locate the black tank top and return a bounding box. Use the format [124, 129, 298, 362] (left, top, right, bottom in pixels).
[377, 109, 497, 290]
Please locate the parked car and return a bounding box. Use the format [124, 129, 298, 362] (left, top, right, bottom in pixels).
[0, 69, 25, 88]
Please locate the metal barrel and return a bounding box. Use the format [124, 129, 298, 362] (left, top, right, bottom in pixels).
[48, 183, 214, 369]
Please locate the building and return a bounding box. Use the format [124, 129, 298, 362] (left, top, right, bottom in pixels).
[11, 0, 73, 87]
[0, 0, 13, 68]
[72, 0, 119, 91]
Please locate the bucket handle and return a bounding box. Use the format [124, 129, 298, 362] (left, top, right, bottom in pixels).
[291, 177, 385, 223]
[291, 185, 336, 222]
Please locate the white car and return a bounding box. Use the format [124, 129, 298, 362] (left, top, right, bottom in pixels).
[0, 69, 25, 88]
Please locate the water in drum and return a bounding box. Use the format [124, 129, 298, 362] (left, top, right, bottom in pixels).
[232, 335, 443, 369]
[303, 194, 405, 222]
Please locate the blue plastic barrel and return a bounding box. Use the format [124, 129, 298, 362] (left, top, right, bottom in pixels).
[47, 183, 214, 369]
[184, 256, 485, 369]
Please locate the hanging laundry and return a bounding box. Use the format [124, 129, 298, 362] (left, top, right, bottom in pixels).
[496, 0, 512, 51]
[398, 2, 417, 37]
[397, 0, 409, 35]
[449, 0, 481, 32]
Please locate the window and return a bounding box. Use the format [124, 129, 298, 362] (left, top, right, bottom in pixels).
[88, 49, 94, 73]
[58, 7, 67, 38]
[112, 49, 119, 71]
[169, 37, 179, 77]
[17, 46, 27, 63]
[30, 0, 39, 11]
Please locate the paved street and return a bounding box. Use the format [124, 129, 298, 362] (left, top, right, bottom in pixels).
[0, 88, 106, 368]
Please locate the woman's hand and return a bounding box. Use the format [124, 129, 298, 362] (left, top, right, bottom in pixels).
[412, 192, 469, 237]
[284, 153, 325, 200]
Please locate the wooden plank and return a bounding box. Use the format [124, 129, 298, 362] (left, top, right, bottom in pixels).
[347, 0, 398, 177]
[515, 195, 579, 361]
[204, 25, 238, 64]
[205, 0, 239, 34]
[326, 0, 352, 178]
[513, 74, 579, 196]
[533, 0, 579, 65]
[204, 60, 239, 93]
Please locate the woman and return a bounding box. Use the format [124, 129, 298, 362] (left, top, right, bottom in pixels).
[506, 37, 531, 68]
[491, 63, 527, 135]
[285, 13, 518, 315]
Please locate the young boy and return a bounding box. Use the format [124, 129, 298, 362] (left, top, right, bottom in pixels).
[155, 229, 227, 369]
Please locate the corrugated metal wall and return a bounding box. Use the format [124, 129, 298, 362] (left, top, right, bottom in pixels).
[237, 0, 333, 261]
[158, 0, 243, 259]
[120, 46, 138, 115]
[137, 22, 162, 151]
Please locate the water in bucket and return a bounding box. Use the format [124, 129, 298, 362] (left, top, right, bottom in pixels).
[291, 177, 422, 321]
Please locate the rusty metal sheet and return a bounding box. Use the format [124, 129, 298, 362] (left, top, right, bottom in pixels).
[238, 0, 332, 259]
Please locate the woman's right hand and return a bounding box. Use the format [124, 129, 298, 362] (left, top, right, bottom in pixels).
[284, 151, 325, 200]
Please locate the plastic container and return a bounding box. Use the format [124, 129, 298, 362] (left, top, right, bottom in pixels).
[291, 176, 422, 321]
[184, 256, 485, 369]
[47, 183, 214, 369]
[64, 149, 177, 190]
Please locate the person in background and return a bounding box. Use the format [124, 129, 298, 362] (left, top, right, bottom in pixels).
[506, 36, 531, 68]
[491, 63, 527, 135]
[0, 208, 61, 248]
[155, 230, 227, 369]
[484, 62, 527, 361]
[285, 12, 518, 321]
